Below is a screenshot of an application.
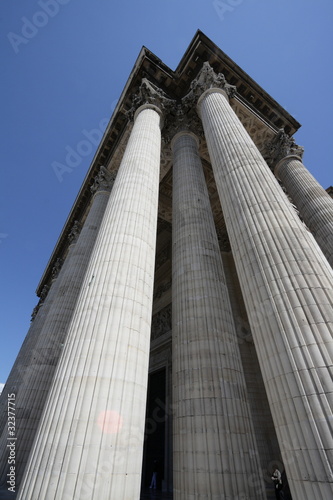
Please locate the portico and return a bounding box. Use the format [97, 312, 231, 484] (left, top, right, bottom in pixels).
[1, 31, 332, 500]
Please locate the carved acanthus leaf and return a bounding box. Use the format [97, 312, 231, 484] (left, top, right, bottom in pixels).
[31, 304, 39, 321]
[51, 258, 64, 279]
[266, 129, 304, 167]
[68, 220, 82, 244]
[127, 78, 176, 120]
[163, 104, 204, 145]
[40, 284, 50, 303]
[91, 165, 116, 194]
[182, 61, 237, 112]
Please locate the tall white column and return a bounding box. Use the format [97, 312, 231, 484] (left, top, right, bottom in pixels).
[197, 73, 333, 499]
[0, 280, 55, 437]
[172, 130, 266, 499]
[274, 154, 333, 267]
[17, 103, 162, 500]
[0, 169, 114, 497]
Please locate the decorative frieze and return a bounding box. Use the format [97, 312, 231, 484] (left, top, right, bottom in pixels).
[230, 100, 276, 156]
[151, 305, 171, 340]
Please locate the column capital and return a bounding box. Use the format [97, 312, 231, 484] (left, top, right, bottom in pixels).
[68, 220, 82, 244]
[30, 304, 40, 322]
[127, 78, 175, 123]
[39, 284, 50, 303]
[183, 62, 237, 113]
[163, 101, 204, 146]
[266, 129, 304, 170]
[51, 257, 64, 280]
[90, 165, 116, 195]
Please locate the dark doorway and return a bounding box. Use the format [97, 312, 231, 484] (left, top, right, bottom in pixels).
[141, 368, 166, 492]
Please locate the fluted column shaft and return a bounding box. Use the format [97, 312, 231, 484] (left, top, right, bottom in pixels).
[17, 104, 162, 500]
[0, 278, 56, 436]
[172, 131, 266, 500]
[198, 88, 333, 500]
[275, 155, 333, 267]
[0, 186, 111, 496]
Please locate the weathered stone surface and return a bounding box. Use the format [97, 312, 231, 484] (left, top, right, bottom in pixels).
[172, 130, 266, 499]
[17, 104, 162, 500]
[275, 156, 333, 267]
[0, 179, 111, 495]
[3, 34, 332, 500]
[197, 80, 333, 500]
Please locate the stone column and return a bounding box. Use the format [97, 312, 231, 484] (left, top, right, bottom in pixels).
[195, 63, 333, 500]
[171, 130, 266, 499]
[0, 254, 69, 440]
[273, 148, 333, 267]
[17, 103, 162, 500]
[0, 168, 114, 497]
[0, 281, 54, 436]
[0, 278, 61, 500]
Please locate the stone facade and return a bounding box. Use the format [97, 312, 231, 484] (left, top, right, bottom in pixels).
[0, 31, 332, 500]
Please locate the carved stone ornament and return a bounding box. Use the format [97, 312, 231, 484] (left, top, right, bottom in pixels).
[151, 305, 172, 340]
[40, 284, 50, 303]
[31, 304, 40, 322]
[266, 129, 304, 167]
[68, 220, 82, 244]
[51, 258, 64, 279]
[182, 61, 237, 111]
[163, 62, 236, 143]
[162, 103, 204, 145]
[216, 227, 231, 252]
[127, 78, 176, 120]
[90, 165, 116, 195]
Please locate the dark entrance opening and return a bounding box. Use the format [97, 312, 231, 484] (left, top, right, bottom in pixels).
[141, 368, 166, 492]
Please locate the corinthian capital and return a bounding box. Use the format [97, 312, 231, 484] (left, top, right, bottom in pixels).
[51, 257, 64, 279]
[127, 78, 176, 120]
[90, 166, 116, 195]
[183, 62, 237, 111]
[163, 103, 204, 145]
[267, 129, 304, 167]
[40, 284, 50, 303]
[68, 220, 82, 244]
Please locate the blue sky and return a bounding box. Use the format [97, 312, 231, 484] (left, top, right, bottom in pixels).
[0, 0, 332, 386]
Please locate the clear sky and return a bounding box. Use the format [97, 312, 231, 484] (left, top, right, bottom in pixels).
[0, 0, 332, 385]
